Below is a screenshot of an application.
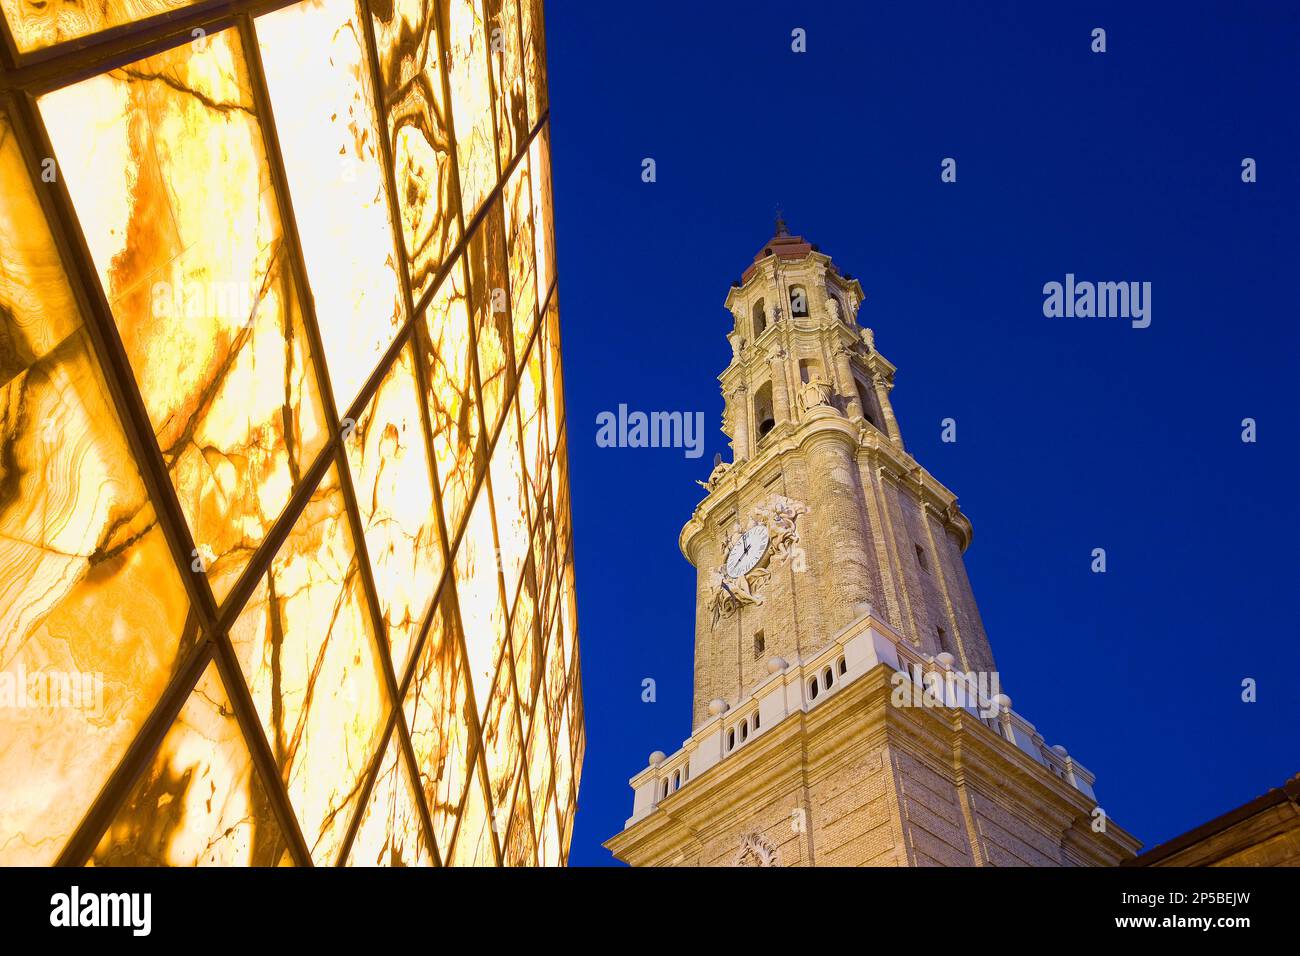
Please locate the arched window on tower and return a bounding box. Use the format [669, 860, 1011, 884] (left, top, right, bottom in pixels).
[855, 376, 878, 428]
[754, 381, 775, 441]
[789, 284, 809, 318]
[752, 298, 767, 337]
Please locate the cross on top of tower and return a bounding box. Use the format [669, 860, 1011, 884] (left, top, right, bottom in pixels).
[774, 206, 790, 237]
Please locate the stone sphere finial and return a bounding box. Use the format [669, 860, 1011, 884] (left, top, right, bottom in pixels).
[1051, 744, 1069, 757]
[992, 693, 1012, 714]
[648, 750, 666, 767]
[767, 656, 788, 674]
[934, 652, 956, 669]
[708, 698, 728, 717]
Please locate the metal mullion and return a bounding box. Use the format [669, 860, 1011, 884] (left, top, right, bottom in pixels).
[0, 12, 19, 71]
[0, 0, 302, 92]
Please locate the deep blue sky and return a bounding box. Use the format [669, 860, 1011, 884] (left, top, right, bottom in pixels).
[544, 2, 1300, 866]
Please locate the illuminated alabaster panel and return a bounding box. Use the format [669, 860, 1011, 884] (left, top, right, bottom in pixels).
[480, 652, 522, 832]
[490, 410, 529, 610]
[418, 256, 482, 540]
[256, 0, 405, 412]
[347, 729, 433, 866]
[0, 110, 195, 866]
[486, 0, 527, 174]
[529, 123, 557, 304]
[455, 480, 508, 721]
[503, 763, 536, 866]
[404, 591, 472, 853]
[503, 152, 538, 365]
[510, 563, 539, 715]
[519, 0, 547, 128]
[449, 760, 494, 865]
[468, 195, 513, 435]
[371, 0, 460, 301]
[40, 30, 330, 605]
[441, 0, 496, 220]
[343, 339, 443, 674]
[2, 0, 578, 867]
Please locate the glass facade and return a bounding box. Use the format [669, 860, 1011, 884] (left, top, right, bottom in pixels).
[0, 0, 579, 866]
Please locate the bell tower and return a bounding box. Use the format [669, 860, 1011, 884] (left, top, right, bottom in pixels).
[686, 218, 995, 729]
[606, 220, 1140, 868]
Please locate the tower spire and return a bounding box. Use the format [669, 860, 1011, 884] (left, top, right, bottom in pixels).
[774, 205, 789, 237]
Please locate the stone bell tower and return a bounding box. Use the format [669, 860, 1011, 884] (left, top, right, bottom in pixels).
[685, 215, 997, 731]
[605, 219, 1140, 867]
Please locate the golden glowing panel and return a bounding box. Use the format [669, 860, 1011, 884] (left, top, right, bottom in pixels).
[541, 291, 563, 449]
[489, 407, 529, 608]
[90, 661, 290, 866]
[526, 691, 551, 836]
[510, 563, 538, 715]
[0, 0, 200, 53]
[344, 340, 442, 673]
[441, 0, 496, 220]
[529, 123, 556, 302]
[403, 591, 471, 853]
[503, 152, 537, 364]
[553, 697, 572, 818]
[543, 616, 565, 749]
[41, 32, 330, 605]
[570, 688, 584, 796]
[485, 0, 526, 173]
[468, 196, 512, 434]
[372, 0, 460, 301]
[551, 432, 571, 561]
[229, 464, 388, 866]
[559, 554, 577, 670]
[517, 336, 549, 508]
[454, 483, 507, 721]
[0, 111, 194, 866]
[503, 766, 535, 866]
[449, 761, 494, 865]
[480, 654, 521, 826]
[529, 481, 554, 607]
[418, 257, 482, 540]
[348, 730, 433, 866]
[519, 0, 547, 129]
[256, 0, 405, 412]
[538, 787, 560, 866]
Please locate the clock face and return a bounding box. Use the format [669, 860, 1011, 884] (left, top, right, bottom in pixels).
[725, 524, 770, 578]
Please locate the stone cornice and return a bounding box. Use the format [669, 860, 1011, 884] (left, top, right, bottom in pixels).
[681, 412, 974, 561]
[605, 660, 1140, 866]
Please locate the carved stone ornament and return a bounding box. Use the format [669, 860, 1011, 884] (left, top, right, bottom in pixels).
[707, 494, 808, 625]
[753, 494, 809, 564]
[695, 457, 733, 492]
[798, 374, 834, 412]
[734, 832, 779, 867]
[825, 296, 841, 324]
